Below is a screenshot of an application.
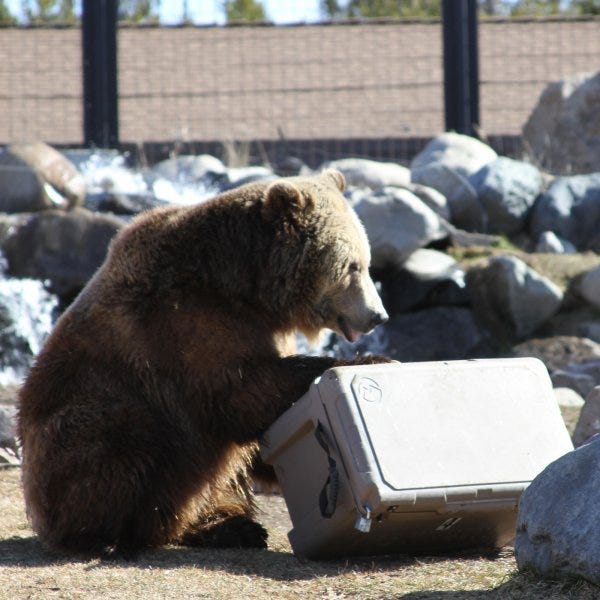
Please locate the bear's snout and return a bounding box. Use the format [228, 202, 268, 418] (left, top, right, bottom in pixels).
[368, 309, 389, 329]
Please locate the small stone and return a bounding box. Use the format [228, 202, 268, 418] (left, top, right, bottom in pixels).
[553, 387, 585, 409]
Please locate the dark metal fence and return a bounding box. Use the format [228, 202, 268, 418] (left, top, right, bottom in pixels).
[0, 8, 598, 166]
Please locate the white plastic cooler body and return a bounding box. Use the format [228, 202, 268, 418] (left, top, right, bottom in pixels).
[260, 358, 574, 559]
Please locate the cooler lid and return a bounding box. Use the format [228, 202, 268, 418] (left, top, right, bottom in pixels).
[328, 359, 573, 492]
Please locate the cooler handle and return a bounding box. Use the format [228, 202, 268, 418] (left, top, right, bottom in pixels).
[315, 421, 339, 519]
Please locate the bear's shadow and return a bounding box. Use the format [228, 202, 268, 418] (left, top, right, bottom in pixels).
[0, 535, 502, 583]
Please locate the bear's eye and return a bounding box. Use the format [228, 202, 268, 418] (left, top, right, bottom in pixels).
[348, 262, 361, 274]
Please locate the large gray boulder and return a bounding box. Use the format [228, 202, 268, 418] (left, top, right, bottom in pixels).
[529, 173, 600, 251]
[523, 71, 600, 175]
[374, 249, 467, 314]
[322, 158, 411, 190]
[577, 265, 600, 311]
[515, 435, 600, 585]
[410, 133, 497, 231]
[351, 187, 447, 269]
[469, 157, 542, 235]
[1, 208, 123, 300]
[0, 142, 86, 212]
[466, 255, 563, 343]
[403, 182, 450, 221]
[410, 132, 498, 178]
[411, 163, 482, 231]
[577, 322, 600, 344]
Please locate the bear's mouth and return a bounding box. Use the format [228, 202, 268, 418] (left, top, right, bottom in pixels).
[337, 316, 362, 343]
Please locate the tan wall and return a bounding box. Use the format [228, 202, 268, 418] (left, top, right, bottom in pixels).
[0, 19, 598, 148]
[0, 28, 82, 144]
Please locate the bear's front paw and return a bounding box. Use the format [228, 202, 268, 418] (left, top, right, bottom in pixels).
[354, 355, 394, 365]
[196, 516, 268, 549]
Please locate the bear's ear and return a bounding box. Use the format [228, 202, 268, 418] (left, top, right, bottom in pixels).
[321, 168, 346, 192]
[262, 180, 314, 222]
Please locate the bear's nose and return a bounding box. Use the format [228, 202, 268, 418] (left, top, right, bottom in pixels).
[369, 310, 389, 329]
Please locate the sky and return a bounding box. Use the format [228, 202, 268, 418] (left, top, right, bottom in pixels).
[5, 0, 323, 24]
[160, 0, 322, 24]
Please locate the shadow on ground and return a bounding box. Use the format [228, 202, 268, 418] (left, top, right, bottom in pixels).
[1, 535, 597, 598]
[0, 534, 501, 577]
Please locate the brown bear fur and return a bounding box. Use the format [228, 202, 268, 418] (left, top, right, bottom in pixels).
[17, 169, 389, 556]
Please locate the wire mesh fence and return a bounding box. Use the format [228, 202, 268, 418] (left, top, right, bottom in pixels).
[0, 15, 598, 166]
[117, 21, 445, 165]
[0, 26, 82, 144]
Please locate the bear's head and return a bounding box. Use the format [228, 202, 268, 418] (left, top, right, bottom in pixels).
[261, 169, 388, 343]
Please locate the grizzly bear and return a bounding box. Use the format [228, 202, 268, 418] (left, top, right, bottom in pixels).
[17, 169, 389, 556]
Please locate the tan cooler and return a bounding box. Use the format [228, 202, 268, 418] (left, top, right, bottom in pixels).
[260, 358, 573, 559]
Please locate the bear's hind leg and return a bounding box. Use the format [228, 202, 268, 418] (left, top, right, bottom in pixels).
[177, 451, 267, 549]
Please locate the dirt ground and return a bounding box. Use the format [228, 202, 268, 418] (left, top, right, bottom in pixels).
[0, 385, 594, 598]
[0, 466, 598, 600]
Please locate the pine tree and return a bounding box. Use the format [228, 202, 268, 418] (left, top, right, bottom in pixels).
[0, 0, 16, 23]
[320, 0, 441, 19]
[320, 0, 343, 19]
[23, 0, 75, 23]
[118, 0, 160, 23]
[570, 0, 600, 15]
[224, 0, 267, 23]
[510, 0, 561, 16]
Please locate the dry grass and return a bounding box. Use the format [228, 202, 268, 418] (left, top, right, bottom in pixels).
[449, 245, 600, 294]
[1, 468, 598, 600]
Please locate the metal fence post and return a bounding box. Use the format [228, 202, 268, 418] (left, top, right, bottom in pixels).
[442, 0, 480, 136]
[82, 0, 119, 147]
